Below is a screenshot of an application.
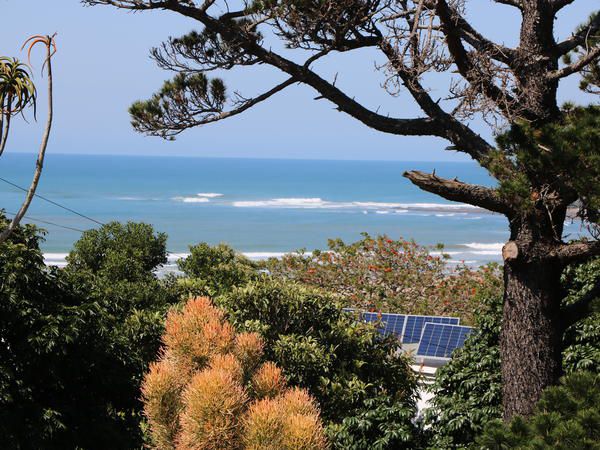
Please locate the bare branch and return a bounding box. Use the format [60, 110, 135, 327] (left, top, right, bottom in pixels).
[160, 3, 457, 139]
[451, 11, 516, 65]
[379, 40, 497, 163]
[551, 0, 575, 13]
[403, 170, 513, 214]
[435, 0, 517, 116]
[555, 240, 600, 265]
[549, 44, 600, 80]
[82, 0, 170, 10]
[555, 13, 600, 55]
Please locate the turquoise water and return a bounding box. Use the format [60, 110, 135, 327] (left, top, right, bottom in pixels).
[0, 153, 527, 266]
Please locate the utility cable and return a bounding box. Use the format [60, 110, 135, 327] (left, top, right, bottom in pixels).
[0, 176, 105, 226]
[4, 211, 86, 233]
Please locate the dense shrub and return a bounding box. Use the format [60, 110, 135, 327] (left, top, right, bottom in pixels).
[0, 217, 181, 449]
[424, 257, 600, 449]
[477, 371, 600, 450]
[264, 234, 502, 323]
[217, 278, 421, 449]
[66, 221, 167, 281]
[562, 257, 600, 374]
[178, 242, 258, 296]
[141, 296, 327, 450]
[423, 294, 503, 449]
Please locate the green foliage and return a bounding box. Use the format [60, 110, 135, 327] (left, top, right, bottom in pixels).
[129, 72, 227, 139]
[495, 105, 600, 227]
[178, 241, 259, 296]
[327, 392, 423, 450]
[264, 234, 502, 324]
[0, 217, 181, 448]
[477, 371, 600, 450]
[217, 277, 421, 449]
[425, 258, 600, 449]
[563, 257, 600, 373]
[423, 294, 503, 449]
[66, 221, 167, 280]
[563, 13, 599, 95]
[0, 219, 83, 448]
[0, 56, 36, 116]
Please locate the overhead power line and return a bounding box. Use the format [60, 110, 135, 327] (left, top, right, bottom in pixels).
[1, 176, 183, 259]
[4, 211, 86, 233]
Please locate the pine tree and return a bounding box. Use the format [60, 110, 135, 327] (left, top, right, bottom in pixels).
[82, 0, 600, 419]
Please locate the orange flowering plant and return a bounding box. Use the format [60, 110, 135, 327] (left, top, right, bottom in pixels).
[141, 296, 327, 450]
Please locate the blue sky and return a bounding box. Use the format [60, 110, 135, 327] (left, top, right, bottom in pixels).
[0, 0, 596, 161]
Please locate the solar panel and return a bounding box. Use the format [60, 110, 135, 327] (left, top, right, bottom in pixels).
[416, 323, 473, 359]
[362, 312, 406, 337]
[344, 309, 406, 337]
[402, 315, 460, 344]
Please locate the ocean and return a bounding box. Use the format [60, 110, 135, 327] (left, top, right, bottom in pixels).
[1, 152, 554, 269]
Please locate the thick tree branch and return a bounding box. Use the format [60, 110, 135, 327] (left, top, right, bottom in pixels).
[494, 0, 522, 8]
[551, 0, 576, 13]
[151, 2, 455, 138]
[453, 13, 517, 65]
[562, 278, 600, 329]
[403, 170, 513, 215]
[419, 0, 517, 64]
[549, 44, 600, 79]
[86, 0, 500, 160]
[555, 240, 600, 265]
[555, 13, 600, 55]
[379, 40, 496, 163]
[83, 0, 169, 10]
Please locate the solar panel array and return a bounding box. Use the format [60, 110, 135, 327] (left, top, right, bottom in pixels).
[344, 309, 472, 361]
[416, 323, 473, 359]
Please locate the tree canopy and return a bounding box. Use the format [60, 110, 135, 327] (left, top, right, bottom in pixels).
[82, 0, 600, 418]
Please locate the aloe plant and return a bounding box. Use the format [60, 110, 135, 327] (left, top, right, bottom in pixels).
[0, 57, 36, 156]
[0, 34, 56, 244]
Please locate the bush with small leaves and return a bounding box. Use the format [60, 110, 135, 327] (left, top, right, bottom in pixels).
[141, 296, 327, 450]
[178, 365, 248, 449]
[0, 217, 181, 448]
[162, 296, 235, 371]
[178, 242, 259, 296]
[234, 332, 265, 379]
[141, 359, 186, 450]
[218, 278, 421, 449]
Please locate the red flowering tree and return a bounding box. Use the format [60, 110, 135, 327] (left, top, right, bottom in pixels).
[264, 234, 502, 324]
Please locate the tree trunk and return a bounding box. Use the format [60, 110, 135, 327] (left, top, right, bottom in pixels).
[500, 257, 564, 420]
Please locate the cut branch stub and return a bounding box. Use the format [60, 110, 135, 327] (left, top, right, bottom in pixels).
[502, 241, 519, 261]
